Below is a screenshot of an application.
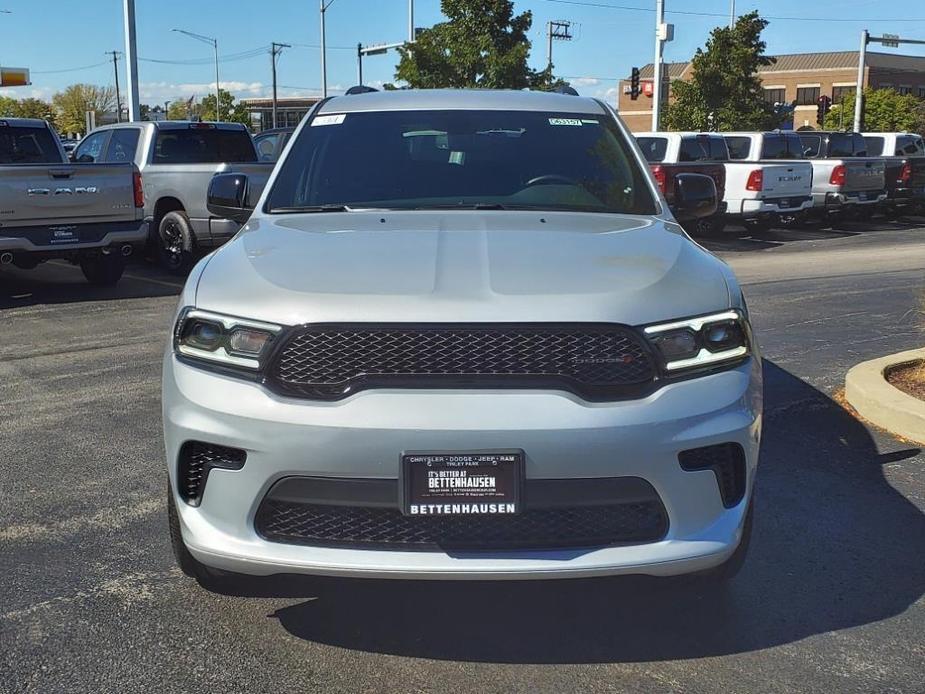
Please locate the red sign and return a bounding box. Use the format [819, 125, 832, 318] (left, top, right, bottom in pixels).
[643, 81, 654, 97]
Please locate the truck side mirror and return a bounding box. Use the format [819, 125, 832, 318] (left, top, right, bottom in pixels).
[207, 173, 252, 224]
[672, 173, 718, 221]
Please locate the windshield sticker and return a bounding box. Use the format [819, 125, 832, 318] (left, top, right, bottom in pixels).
[548, 118, 583, 126]
[581, 119, 599, 125]
[312, 114, 347, 127]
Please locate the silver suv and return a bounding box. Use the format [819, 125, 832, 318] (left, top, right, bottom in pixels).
[163, 89, 762, 587]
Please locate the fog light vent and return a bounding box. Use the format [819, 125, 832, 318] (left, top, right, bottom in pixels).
[678, 442, 746, 508]
[177, 441, 246, 506]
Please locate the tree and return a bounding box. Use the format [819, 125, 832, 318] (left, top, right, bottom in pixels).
[394, 0, 556, 90]
[0, 96, 55, 127]
[198, 89, 249, 125]
[664, 12, 783, 132]
[52, 84, 116, 134]
[0, 96, 20, 117]
[824, 88, 925, 133]
[168, 97, 200, 121]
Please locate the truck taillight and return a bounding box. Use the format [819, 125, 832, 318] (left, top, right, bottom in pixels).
[745, 169, 763, 192]
[899, 161, 912, 184]
[650, 165, 667, 194]
[133, 171, 144, 208]
[829, 164, 846, 186]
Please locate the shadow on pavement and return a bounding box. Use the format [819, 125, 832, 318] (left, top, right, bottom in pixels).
[213, 360, 925, 663]
[0, 257, 184, 310]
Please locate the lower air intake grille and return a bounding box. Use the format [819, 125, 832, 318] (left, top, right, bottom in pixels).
[177, 441, 246, 506]
[678, 442, 747, 508]
[266, 323, 656, 401]
[255, 499, 668, 550]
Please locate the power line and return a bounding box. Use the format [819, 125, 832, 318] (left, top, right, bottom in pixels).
[291, 42, 355, 51]
[139, 46, 268, 65]
[539, 0, 925, 22]
[32, 60, 109, 74]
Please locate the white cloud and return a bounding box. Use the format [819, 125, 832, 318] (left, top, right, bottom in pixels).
[138, 80, 266, 101]
[0, 86, 56, 100]
[594, 86, 620, 104]
[569, 77, 601, 87]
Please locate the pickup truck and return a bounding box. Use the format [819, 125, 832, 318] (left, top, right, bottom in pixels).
[720, 131, 815, 232]
[74, 121, 273, 273]
[861, 132, 925, 217]
[634, 132, 727, 234]
[0, 117, 146, 285]
[795, 130, 886, 224]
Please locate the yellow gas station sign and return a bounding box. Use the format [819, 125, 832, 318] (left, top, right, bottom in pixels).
[0, 67, 32, 87]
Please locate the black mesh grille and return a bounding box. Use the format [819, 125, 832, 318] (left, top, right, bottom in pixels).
[177, 441, 247, 505]
[678, 442, 746, 508]
[266, 324, 656, 400]
[255, 499, 668, 550]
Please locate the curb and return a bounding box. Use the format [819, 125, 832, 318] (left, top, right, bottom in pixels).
[845, 348, 925, 444]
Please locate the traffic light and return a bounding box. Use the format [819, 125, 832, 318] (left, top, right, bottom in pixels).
[817, 95, 832, 125]
[630, 67, 640, 101]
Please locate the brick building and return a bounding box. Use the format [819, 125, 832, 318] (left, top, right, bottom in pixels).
[616, 51, 925, 132]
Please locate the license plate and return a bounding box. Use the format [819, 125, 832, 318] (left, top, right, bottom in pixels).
[402, 450, 523, 516]
[49, 227, 79, 244]
[779, 199, 790, 208]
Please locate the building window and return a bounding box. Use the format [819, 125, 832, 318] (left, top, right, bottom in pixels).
[898, 85, 913, 95]
[796, 86, 820, 105]
[763, 87, 786, 105]
[919, 87, 925, 98]
[879, 83, 893, 91]
[831, 85, 855, 103]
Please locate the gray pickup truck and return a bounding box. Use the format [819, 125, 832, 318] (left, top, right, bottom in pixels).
[74, 121, 272, 272]
[0, 118, 146, 285]
[796, 130, 886, 224]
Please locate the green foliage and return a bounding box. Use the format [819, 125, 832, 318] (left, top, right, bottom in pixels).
[395, 0, 557, 90]
[824, 88, 925, 133]
[52, 84, 116, 134]
[168, 97, 199, 121]
[0, 96, 56, 127]
[199, 88, 250, 125]
[664, 12, 783, 132]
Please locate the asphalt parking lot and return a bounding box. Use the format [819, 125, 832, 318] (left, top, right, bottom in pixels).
[2, 219, 924, 693]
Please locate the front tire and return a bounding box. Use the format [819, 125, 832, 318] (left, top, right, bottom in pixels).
[157, 210, 195, 275]
[79, 253, 125, 286]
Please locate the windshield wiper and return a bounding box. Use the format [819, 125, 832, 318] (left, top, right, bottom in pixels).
[270, 204, 353, 213]
[412, 203, 509, 210]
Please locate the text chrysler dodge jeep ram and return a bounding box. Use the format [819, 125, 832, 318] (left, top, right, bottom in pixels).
[163, 88, 762, 587]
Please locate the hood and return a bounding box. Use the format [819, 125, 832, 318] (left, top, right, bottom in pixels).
[194, 211, 731, 327]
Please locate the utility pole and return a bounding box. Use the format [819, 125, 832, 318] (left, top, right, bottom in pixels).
[123, 0, 141, 122]
[108, 51, 122, 123]
[729, 0, 735, 28]
[408, 0, 414, 42]
[164, 101, 171, 120]
[320, 0, 338, 98]
[652, 0, 665, 131]
[270, 42, 290, 129]
[546, 20, 572, 73]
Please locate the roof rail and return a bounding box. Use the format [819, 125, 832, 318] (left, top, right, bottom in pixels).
[553, 85, 580, 96]
[344, 85, 379, 95]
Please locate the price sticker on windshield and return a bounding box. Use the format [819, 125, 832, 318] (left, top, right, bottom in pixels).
[312, 114, 347, 127]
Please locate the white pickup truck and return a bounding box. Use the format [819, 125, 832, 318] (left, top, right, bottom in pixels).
[0, 118, 146, 285]
[75, 121, 273, 273]
[721, 132, 814, 232]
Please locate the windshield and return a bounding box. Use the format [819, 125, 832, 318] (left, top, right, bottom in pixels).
[0, 124, 62, 164]
[266, 109, 657, 215]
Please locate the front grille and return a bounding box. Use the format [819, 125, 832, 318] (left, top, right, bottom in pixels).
[266, 323, 656, 401]
[177, 441, 247, 506]
[679, 442, 746, 508]
[255, 499, 668, 550]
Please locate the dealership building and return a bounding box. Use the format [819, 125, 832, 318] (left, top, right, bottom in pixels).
[616, 50, 925, 132]
[240, 96, 322, 132]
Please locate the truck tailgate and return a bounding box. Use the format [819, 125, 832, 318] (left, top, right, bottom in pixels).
[842, 159, 885, 192]
[0, 163, 139, 228]
[760, 162, 812, 197]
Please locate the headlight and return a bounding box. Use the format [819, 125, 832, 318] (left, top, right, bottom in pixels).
[173, 308, 282, 371]
[644, 310, 751, 372]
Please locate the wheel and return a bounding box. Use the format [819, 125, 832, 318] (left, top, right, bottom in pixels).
[167, 484, 234, 590]
[688, 501, 754, 586]
[157, 210, 195, 275]
[79, 253, 125, 286]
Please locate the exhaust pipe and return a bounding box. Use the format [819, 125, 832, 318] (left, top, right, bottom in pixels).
[120, 244, 133, 257]
[0, 252, 13, 265]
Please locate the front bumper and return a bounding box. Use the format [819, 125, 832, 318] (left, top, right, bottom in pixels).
[163, 354, 763, 580]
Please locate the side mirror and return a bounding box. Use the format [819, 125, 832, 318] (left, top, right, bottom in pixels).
[207, 173, 252, 224]
[672, 173, 718, 221]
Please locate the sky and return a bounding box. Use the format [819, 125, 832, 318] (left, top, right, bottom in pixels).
[1, 0, 925, 107]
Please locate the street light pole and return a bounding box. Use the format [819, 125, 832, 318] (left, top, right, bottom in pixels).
[123, 0, 141, 121]
[409, 0, 414, 42]
[173, 28, 220, 121]
[729, 0, 735, 28]
[164, 101, 171, 120]
[853, 30, 868, 132]
[652, 0, 665, 131]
